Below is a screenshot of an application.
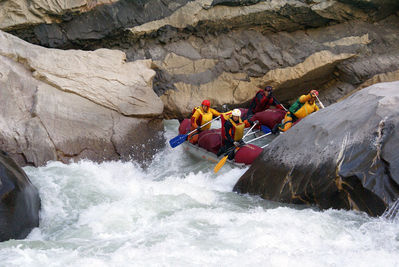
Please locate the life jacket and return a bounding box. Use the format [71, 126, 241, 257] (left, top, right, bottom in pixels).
[289, 98, 318, 119]
[253, 90, 273, 113]
[221, 116, 245, 142]
[191, 106, 213, 131]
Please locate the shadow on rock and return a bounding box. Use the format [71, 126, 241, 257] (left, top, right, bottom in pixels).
[234, 81, 399, 217]
[0, 151, 40, 241]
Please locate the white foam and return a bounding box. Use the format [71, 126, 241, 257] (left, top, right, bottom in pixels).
[1, 120, 398, 266]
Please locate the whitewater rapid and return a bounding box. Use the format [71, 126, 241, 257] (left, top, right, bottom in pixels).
[1, 120, 399, 266]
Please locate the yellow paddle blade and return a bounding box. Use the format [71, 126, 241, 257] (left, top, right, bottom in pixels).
[214, 155, 228, 173]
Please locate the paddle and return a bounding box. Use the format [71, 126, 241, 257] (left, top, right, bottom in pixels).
[214, 121, 258, 173]
[315, 95, 325, 109]
[271, 95, 288, 112]
[243, 123, 270, 139]
[169, 116, 220, 148]
[214, 127, 272, 173]
[261, 125, 271, 134]
[245, 131, 272, 144]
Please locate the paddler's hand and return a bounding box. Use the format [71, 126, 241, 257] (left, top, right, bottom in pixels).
[234, 141, 240, 147]
[196, 126, 201, 131]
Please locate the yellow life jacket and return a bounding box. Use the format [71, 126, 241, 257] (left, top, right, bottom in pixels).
[293, 101, 318, 119]
[194, 107, 213, 131]
[229, 117, 245, 141]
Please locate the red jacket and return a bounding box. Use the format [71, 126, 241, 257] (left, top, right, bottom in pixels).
[249, 90, 284, 114]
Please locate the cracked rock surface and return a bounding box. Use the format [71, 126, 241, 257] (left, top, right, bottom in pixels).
[233, 81, 399, 217]
[2, 0, 399, 119]
[0, 30, 164, 167]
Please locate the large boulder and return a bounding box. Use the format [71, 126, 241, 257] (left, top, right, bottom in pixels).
[233, 81, 399, 217]
[0, 150, 40, 241]
[0, 30, 164, 166]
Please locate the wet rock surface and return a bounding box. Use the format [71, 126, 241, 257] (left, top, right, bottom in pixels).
[0, 150, 40, 241]
[233, 81, 399, 216]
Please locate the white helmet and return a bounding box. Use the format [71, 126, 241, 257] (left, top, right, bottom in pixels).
[232, 109, 241, 117]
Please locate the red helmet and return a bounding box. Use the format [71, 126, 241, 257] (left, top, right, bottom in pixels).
[310, 90, 319, 97]
[201, 100, 210, 107]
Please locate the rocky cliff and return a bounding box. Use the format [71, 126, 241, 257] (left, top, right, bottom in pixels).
[234, 81, 399, 217]
[2, 0, 399, 120]
[0, 30, 164, 166]
[1, 0, 399, 167]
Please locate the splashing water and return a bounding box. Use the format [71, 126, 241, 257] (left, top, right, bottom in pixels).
[1, 120, 399, 266]
[383, 199, 399, 221]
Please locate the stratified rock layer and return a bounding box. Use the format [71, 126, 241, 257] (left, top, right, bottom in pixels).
[0, 150, 40, 241]
[0, 30, 164, 166]
[0, 0, 119, 31]
[233, 81, 399, 217]
[2, 0, 399, 119]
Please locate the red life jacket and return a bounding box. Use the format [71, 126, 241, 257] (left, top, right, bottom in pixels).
[253, 90, 274, 113]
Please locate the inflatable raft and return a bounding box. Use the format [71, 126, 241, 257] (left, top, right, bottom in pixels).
[182, 142, 246, 167]
[177, 108, 286, 167]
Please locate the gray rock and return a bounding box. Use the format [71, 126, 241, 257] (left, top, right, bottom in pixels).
[0, 30, 164, 166]
[3, 0, 191, 48]
[0, 150, 40, 241]
[125, 11, 399, 118]
[2, 0, 399, 125]
[234, 81, 399, 216]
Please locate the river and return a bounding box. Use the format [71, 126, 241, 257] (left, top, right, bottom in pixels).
[0, 120, 398, 266]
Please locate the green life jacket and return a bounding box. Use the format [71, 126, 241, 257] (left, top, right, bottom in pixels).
[289, 98, 304, 114]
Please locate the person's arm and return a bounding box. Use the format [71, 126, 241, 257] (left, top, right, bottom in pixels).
[314, 104, 320, 112]
[224, 121, 234, 143]
[210, 108, 221, 117]
[276, 104, 284, 110]
[244, 119, 260, 129]
[191, 110, 200, 129]
[244, 120, 252, 128]
[249, 92, 262, 111]
[299, 94, 311, 103]
[270, 96, 285, 110]
[248, 98, 256, 113]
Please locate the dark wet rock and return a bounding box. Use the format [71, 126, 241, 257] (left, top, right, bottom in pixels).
[211, 0, 263, 7]
[233, 81, 399, 217]
[0, 150, 40, 241]
[4, 0, 192, 49]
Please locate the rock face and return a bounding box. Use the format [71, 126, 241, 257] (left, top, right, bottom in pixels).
[0, 30, 164, 167]
[1, 0, 399, 166]
[234, 81, 399, 217]
[0, 150, 40, 241]
[0, 0, 119, 31]
[2, 0, 399, 120]
[3, 0, 192, 47]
